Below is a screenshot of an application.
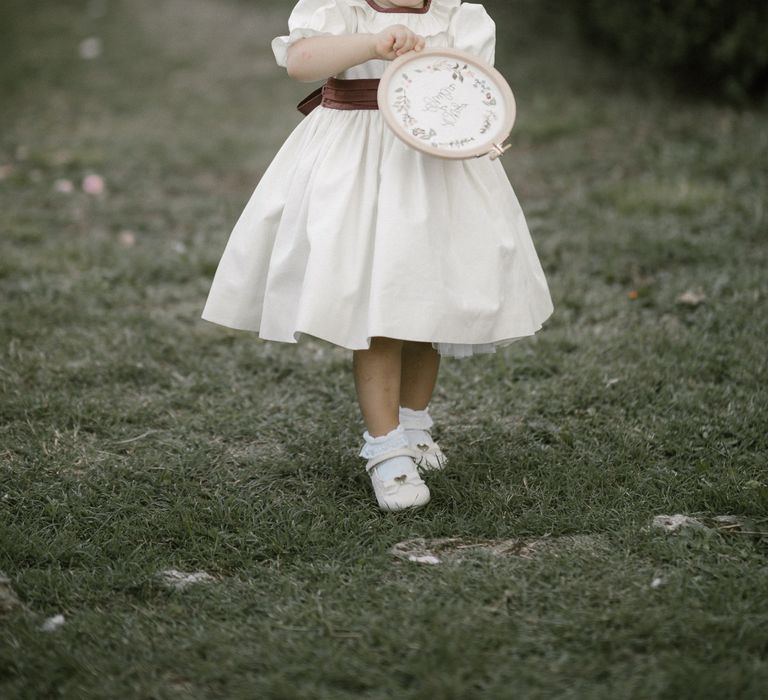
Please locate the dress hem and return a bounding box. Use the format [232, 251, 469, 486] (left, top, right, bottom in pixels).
[199, 313, 551, 358]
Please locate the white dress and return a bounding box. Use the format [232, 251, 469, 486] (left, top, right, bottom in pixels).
[200, 0, 554, 359]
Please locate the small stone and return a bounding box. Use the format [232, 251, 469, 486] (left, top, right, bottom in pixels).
[408, 555, 441, 565]
[117, 229, 136, 247]
[40, 614, 66, 631]
[54, 178, 74, 193]
[157, 569, 216, 590]
[79, 37, 102, 60]
[676, 290, 706, 306]
[0, 572, 25, 614]
[651, 514, 706, 532]
[650, 577, 664, 589]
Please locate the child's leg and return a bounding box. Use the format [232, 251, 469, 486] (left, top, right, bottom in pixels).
[354, 337, 432, 508]
[400, 340, 440, 410]
[352, 336, 404, 437]
[398, 341, 446, 470]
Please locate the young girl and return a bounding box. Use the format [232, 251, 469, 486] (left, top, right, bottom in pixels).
[201, 0, 554, 512]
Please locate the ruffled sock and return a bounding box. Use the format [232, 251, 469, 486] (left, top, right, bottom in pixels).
[359, 423, 417, 480]
[399, 405, 434, 446]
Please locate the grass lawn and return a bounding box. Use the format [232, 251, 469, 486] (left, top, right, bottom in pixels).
[1, 0, 766, 697]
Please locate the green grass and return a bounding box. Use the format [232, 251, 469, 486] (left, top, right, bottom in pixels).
[1, 0, 767, 697]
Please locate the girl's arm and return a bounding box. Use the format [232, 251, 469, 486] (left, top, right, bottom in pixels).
[287, 25, 425, 82]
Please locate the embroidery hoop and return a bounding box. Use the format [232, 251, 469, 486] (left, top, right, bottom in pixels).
[378, 47, 516, 160]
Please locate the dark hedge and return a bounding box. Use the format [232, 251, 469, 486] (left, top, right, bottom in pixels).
[570, 0, 768, 102]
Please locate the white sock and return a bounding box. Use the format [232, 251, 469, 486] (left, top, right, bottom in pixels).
[359, 424, 418, 480]
[405, 427, 432, 446]
[399, 405, 434, 446]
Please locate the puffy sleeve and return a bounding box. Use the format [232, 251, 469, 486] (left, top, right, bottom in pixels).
[271, 0, 354, 68]
[448, 3, 496, 67]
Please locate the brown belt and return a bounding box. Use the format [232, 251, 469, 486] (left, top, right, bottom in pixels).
[297, 77, 381, 116]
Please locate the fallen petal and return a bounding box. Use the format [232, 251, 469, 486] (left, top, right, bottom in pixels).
[82, 174, 105, 194]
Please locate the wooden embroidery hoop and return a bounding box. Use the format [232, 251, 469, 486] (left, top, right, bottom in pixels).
[378, 47, 516, 160]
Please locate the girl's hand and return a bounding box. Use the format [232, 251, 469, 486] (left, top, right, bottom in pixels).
[372, 24, 426, 60]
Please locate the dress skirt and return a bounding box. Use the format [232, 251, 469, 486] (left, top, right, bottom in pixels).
[200, 104, 554, 358]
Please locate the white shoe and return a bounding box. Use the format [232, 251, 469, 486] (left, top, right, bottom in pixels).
[359, 424, 431, 512]
[408, 434, 448, 472]
[365, 449, 431, 512]
[399, 405, 448, 472]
